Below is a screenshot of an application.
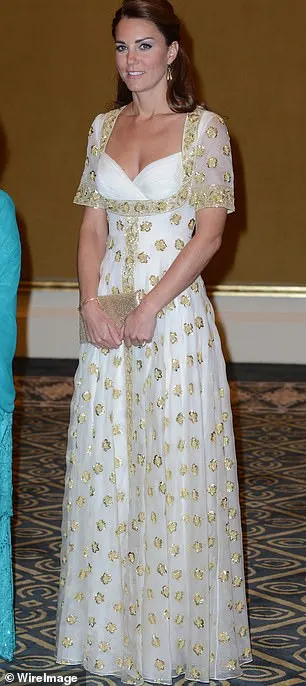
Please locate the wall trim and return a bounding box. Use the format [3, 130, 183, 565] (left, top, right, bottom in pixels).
[16, 286, 306, 363]
[19, 281, 306, 298]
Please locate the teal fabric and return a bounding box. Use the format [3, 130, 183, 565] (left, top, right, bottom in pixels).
[0, 190, 21, 661]
[0, 190, 21, 413]
[0, 409, 15, 661]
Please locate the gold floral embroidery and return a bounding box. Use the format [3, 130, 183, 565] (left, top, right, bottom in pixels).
[61, 637, 73, 648]
[148, 613, 157, 624]
[190, 185, 234, 211]
[239, 626, 248, 637]
[152, 634, 160, 647]
[193, 642, 204, 655]
[65, 109, 246, 673]
[106, 622, 117, 633]
[227, 659, 237, 671]
[138, 251, 149, 263]
[155, 659, 165, 671]
[155, 239, 167, 251]
[197, 144, 205, 156]
[170, 213, 182, 225]
[74, 106, 204, 214]
[206, 125, 218, 138]
[140, 221, 152, 231]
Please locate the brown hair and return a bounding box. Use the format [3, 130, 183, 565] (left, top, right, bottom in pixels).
[112, 0, 197, 112]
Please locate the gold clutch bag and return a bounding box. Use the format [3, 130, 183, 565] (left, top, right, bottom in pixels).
[79, 291, 142, 343]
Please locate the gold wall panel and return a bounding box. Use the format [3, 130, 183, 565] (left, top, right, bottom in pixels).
[1, 1, 305, 284]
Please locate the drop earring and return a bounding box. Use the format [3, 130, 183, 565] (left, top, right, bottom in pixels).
[167, 64, 173, 82]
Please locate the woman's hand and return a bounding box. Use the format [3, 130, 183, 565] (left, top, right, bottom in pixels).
[123, 302, 157, 348]
[81, 300, 123, 349]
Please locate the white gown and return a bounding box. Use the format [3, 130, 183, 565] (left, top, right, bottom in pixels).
[55, 106, 252, 683]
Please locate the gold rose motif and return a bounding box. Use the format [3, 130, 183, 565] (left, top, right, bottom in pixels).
[155, 239, 167, 251]
[207, 156, 218, 168]
[206, 125, 218, 138]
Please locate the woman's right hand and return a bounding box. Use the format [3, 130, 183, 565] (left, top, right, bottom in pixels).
[81, 300, 123, 349]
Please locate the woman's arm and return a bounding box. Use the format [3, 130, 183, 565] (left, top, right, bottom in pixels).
[123, 208, 226, 347]
[78, 206, 108, 302]
[78, 207, 122, 349]
[0, 192, 21, 412]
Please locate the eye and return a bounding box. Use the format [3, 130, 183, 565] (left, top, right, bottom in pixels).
[139, 43, 153, 50]
[116, 44, 127, 52]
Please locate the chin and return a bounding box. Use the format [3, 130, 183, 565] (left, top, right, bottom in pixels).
[123, 78, 162, 95]
[124, 76, 146, 87]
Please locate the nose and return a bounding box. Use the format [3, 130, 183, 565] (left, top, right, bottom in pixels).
[127, 48, 139, 66]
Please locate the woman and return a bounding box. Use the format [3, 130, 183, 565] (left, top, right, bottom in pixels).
[0, 190, 21, 661]
[56, 0, 252, 682]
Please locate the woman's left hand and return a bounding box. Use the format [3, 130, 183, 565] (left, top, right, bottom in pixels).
[123, 302, 157, 347]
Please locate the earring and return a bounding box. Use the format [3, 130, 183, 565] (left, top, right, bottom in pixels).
[167, 64, 173, 82]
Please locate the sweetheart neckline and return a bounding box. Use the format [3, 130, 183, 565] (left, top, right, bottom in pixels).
[102, 151, 182, 184]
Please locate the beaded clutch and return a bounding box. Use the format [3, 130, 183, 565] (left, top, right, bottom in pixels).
[79, 291, 142, 343]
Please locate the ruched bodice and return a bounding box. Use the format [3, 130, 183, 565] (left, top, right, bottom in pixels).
[96, 152, 183, 201]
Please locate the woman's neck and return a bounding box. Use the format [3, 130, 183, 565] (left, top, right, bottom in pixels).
[128, 84, 172, 119]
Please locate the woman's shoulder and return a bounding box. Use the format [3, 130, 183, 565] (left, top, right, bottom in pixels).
[91, 106, 123, 125]
[197, 106, 227, 127]
[0, 190, 20, 251]
[0, 190, 15, 217]
[89, 112, 106, 136]
[196, 107, 230, 137]
[88, 107, 123, 144]
[89, 108, 120, 142]
[91, 105, 126, 125]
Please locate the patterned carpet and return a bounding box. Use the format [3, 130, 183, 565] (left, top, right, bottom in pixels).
[0, 375, 306, 686]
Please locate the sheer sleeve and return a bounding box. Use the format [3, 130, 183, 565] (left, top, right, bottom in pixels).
[190, 110, 235, 213]
[73, 113, 105, 209]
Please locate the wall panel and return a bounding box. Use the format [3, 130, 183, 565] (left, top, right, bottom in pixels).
[1, 0, 305, 284]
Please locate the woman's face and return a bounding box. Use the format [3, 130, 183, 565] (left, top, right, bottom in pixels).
[115, 17, 178, 94]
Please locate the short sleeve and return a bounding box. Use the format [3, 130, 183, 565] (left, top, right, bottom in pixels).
[190, 111, 235, 213]
[73, 114, 105, 209]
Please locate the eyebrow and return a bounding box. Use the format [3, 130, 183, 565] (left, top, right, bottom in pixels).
[115, 37, 155, 44]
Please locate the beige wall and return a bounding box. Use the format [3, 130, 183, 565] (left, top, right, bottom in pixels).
[1, 0, 305, 285]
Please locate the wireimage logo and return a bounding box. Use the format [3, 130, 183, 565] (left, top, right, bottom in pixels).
[5, 674, 78, 685]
